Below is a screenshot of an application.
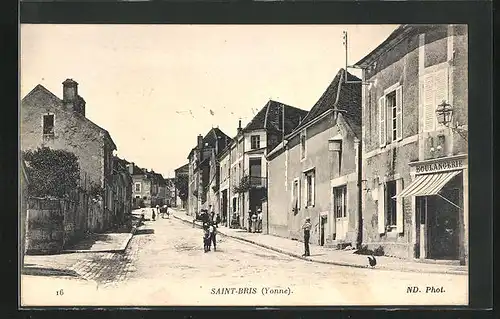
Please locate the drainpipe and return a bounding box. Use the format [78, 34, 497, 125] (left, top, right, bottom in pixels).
[356, 138, 363, 249]
[266, 158, 269, 234]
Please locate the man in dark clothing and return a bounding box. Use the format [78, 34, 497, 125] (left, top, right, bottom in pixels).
[301, 217, 312, 257]
[247, 211, 253, 232]
[210, 221, 218, 251]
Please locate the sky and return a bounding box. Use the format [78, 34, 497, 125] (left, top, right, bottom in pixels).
[20, 24, 398, 178]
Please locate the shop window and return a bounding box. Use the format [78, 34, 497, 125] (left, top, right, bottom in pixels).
[251, 135, 260, 149]
[378, 85, 403, 147]
[304, 169, 315, 208]
[333, 186, 347, 218]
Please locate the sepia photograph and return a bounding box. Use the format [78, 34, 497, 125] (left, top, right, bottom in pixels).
[20, 24, 469, 307]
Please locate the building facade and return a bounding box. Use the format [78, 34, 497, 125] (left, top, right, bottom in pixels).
[21, 79, 117, 231]
[112, 157, 133, 227]
[187, 128, 231, 217]
[355, 24, 468, 265]
[267, 69, 362, 247]
[224, 101, 309, 230]
[174, 163, 189, 209]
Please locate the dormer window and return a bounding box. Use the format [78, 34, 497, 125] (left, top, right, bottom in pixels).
[251, 135, 260, 150]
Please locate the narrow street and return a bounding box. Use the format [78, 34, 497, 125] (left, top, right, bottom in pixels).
[22, 210, 468, 306]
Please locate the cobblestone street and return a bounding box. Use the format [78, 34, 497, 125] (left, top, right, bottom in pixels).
[22, 212, 468, 306]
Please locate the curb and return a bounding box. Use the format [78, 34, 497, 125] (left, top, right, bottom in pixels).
[173, 214, 467, 276]
[61, 233, 134, 254]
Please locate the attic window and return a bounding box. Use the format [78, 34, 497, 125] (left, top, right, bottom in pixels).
[251, 135, 260, 150]
[42, 114, 54, 138]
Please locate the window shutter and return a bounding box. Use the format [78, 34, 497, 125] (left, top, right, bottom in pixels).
[378, 183, 386, 234]
[378, 96, 386, 147]
[298, 179, 301, 209]
[396, 179, 404, 234]
[423, 74, 435, 132]
[434, 67, 449, 128]
[311, 173, 315, 207]
[396, 86, 403, 141]
[303, 175, 307, 208]
[331, 190, 336, 235]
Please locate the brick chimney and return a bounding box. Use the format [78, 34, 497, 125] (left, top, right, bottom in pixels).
[63, 79, 78, 110]
[237, 119, 242, 135]
[197, 134, 203, 150]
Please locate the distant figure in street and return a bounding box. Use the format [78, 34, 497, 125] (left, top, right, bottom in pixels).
[203, 223, 211, 253]
[257, 208, 263, 232]
[215, 213, 221, 226]
[251, 212, 258, 233]
[210, 221, 218, 251]
[163, 205, 169, 219]
[152, 208, 156, 221]
[247, 211, 253, 232]
[301, 217, 312, 257]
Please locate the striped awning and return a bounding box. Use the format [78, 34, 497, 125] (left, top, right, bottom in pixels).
[394, 170, 461, 198]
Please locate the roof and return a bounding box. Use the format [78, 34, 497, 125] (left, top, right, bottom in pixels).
[292, 69, 361, 135]
[175, 163, 189, 173]
[188, 127, 232, 159]
[243, 100, 308, 135]
[355, 25, 436, 67]
[22, 84, 117, 151]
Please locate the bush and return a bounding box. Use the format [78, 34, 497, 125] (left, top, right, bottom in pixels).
[354, 244, 385, 256]
[23, 147, 80, 198]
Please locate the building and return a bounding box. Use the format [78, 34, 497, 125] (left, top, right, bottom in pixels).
[224, 100, 309, 230]
[112, 157, 133, 226]
[174, 163, 189, 209]
[21, 79, 117, 231]
[354, 24, 468, 265]
[266, 69, 362, 247]
[187, 128, 231, 217]
[163, 178, 177, 207]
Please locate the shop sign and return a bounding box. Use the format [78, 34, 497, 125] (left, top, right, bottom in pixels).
[415, 159, 464, 174]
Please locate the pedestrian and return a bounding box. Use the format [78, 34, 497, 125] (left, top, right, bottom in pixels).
[251, 212, 258, 233]
[247, 211, 253, 232]
[203, 223, 211, 253]
[152, 208, 156, 221]
[215, 213, 221, 226]
[164, 205, 169, 219]
[301, 217, 312, 257]
[257, 208, 263, 232]
[210, 221, 218, 252]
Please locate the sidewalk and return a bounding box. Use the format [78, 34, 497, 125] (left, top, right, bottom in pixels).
[62, 232, 133, 253]
[172, 209, 467, 276]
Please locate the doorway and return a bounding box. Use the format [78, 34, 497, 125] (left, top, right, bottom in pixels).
[320, 215, 327, 246]
[333, 185, 348, 240]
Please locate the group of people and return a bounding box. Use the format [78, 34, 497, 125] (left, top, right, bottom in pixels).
[199, 206, 221, 253]
[149, 205, 170, 221]
[247, 208, 263, 233]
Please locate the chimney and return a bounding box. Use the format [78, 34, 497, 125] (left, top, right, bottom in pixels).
[237, 119, 242, 135]
[127, 163, 134, 175]
[76, 96, 86, 117]
[62, 79, 78, 110]
[197, 134, 203, 150]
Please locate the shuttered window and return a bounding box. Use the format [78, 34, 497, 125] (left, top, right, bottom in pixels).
[423, 67, 449, 132]
[379, 85, 403, 146]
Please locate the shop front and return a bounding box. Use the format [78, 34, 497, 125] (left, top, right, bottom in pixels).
[395, 154, 468, 265]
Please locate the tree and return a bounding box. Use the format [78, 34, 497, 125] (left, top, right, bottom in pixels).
[22, 147, 80, 198]
[174, 174, 188, 202]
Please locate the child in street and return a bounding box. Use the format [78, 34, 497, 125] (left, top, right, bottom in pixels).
[203, 223, 211, 253]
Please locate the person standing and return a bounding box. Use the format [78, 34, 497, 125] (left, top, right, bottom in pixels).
[210, 221, 218, 251]
[301, 217, 312, 257]
[151, 208, 156, 221]
[257, 208, 263, 233]
[247, 211, 253, 232]
[251, 212, 258, 233]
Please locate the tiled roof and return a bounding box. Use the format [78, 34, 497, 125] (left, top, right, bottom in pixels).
[243, 100, 308, 136]
[291, 69, 362, 138]
[175, 163, 189, 174]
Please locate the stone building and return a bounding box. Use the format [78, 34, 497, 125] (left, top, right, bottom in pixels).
[21, 79, 117, 231]
[221, 100, 308, 230]
[112, 157, 133, 226]
[267, 69, 362, 247]
[174, 163, 189, 209]
[354, 24, 468, 264]
[128, 163, 162, 208]
[187, 128, 231, 217]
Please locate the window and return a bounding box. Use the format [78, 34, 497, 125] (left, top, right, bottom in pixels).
[251, 135, 260, 149]
[304, 170, 315, 208]
[386, 180, 397, 226]
[377, 179, 404, 234]
[300, 131, 306, 160]
[42, 114, 55, 137]
[232, 197, 237, 212]
[422, 67, 449, 132]
[134, 182, 141, 192]
[378, 85, 402, 147]
[333, 186, 347, 218]
[292, 179, 300, 214]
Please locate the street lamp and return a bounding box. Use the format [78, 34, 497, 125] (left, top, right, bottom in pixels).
[435, 100, 468, 141]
